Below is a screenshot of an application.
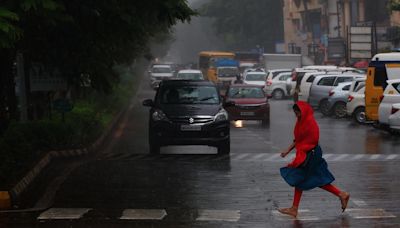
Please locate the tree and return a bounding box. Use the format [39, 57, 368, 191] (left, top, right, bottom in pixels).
[0, 0, 196, 122]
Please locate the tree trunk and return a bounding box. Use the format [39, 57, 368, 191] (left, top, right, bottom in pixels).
[0, 50, 18, 123]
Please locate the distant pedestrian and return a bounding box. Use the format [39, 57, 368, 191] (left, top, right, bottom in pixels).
[278, 101, 350, 218]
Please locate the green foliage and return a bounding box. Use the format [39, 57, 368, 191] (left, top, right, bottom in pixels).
[389, 0, 400, 11]
[201, 0, 283, 52]
[0, 7, 21, 48]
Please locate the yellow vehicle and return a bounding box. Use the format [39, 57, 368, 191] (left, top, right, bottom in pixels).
[198, 51, 235, 83]
[365, 53, 400, 121]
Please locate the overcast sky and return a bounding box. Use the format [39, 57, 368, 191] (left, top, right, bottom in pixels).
[165, 0, 226, 64]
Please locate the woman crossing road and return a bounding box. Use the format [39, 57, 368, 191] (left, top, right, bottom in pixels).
[278, 101, 350, 218]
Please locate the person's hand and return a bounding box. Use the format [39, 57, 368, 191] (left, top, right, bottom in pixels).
[280, 150, 289, 158]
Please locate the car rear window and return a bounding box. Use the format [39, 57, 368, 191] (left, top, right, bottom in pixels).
[317, 77, 336, 86]
[160, 86, 219, 104]
[279, 74, 292, 81]
[343, 85, 351, 91]
[246, 74, 266, 81]
[373, 66, 388, 89]
[177, 73, 203, 80]
[306, 75, 316, 83]
[272, 71, 289, 79]
[152, 67, 171, 73]
[228, 87, 265, 98]
[334, 77, 353, 86]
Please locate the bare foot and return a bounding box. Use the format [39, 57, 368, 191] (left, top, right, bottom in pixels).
[339, 192, 350, 212]
[278, 207, 298, 218]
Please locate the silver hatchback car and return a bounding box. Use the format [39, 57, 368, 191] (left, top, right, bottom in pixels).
[308, 74, 365, 112]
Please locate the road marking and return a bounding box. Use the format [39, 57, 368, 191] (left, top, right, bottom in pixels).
[370, 154, 381, 160]
[351, 199, 368, 207]
[346, 208, 396, 219]
[251, 153, 268, 160]
[264, 153, 280, 161]
[272, 210, 319, 221]
[119, 209, 167, 220]
[352, 154, 365, 160]
[38, 208, 91, 220]
[196, 210, 240, 222]
[331, 154, 349, 161]
[386, 154, 398, 160]
[233, 153, 250, 160]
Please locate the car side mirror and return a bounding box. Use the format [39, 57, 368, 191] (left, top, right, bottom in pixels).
[142, 99, 154, 107]
[224, 100, 235, 107]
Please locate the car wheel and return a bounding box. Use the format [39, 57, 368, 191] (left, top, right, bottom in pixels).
[333, 102, 347, 118]
[319, 99, 332, 116]
[353, 107, 366, 124]
[272, 89, 284, 100]
[217, 138, 230, 154]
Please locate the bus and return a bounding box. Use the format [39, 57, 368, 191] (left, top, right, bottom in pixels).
[198, 51, 235, 83]
[365, 53, 400, 121]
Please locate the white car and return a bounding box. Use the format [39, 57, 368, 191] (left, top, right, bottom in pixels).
[388, 103, 400, 131]
[346, 79, 366, 124]
[149, 64, 174, 89]
[176, 69, 204, 80]
[378, 79, 400, 126]
[243, 71, 267, 87]
[265, 72, 292, 99]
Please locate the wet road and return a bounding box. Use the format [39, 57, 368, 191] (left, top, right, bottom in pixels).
[1, 76, 399, 227]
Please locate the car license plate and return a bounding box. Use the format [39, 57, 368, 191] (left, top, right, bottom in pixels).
[240, 112, 255, 116]
[180, 125, 202, 131]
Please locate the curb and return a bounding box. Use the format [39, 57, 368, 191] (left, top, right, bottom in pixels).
[1, 108, 125, 210]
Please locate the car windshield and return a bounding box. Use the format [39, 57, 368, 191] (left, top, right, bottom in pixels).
[152, 67, 172, 73]
[177, 73, 203, 80]
[160, 86, 219, 104]
[218, 68, 239, 77]
[228, 87, 265, 98]
[246, 74, 266, 81]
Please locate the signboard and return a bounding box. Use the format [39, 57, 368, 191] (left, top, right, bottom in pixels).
[29, 64, 67, 92]
[350, 26, 373, 59]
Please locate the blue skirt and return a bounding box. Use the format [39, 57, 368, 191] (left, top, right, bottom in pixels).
[280, 145, 335, 191]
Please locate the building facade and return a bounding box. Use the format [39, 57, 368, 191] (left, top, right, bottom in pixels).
[283, 0, 391, 65]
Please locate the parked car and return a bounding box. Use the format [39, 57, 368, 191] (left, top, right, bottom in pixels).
[176, 69, 204, 80]
[243, 71, 267, 87]
[149, 64, 174, 89]
[378, 79, 400, 127]
[142, 80, 231, 154]
[324, 82, 352, 118]
[346, 79, 367, 124]
[224, 84, 270, 124]
[308, 74, 365, 113]
[298, 72, 330, 102]
[265, 72, 292, 99]
[286, 68, 317, 97]
[388, 103, 400, 132]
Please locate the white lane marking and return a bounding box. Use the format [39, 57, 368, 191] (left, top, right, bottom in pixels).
[322, 154, 333, 160]
[264, 153, 280, 161]
[120, 209, 167, 220]
[386, 154, 398, 160]
[38, 208, 91, 220]
[332, 154, 349, 161]
[352, 154, 365, 160]
[250, 153, 268, 161]
[346, 208, 396, 219]
[351, 199, 368, 207]
[370, 154, 381, 160]
[233, 153, 250, 160]
[196, 210, 240, 222]
[272, 210, 319, 221]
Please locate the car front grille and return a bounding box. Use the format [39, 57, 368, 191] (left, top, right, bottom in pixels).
[236, 104, 266, 110]
[169, 116, 214, 124]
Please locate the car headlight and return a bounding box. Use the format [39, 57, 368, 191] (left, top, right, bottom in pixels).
[214, 109, 228, 122]
[152, 110, 168, 121]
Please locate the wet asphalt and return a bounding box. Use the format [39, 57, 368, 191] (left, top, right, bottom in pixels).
[1, 76, 399, 228]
